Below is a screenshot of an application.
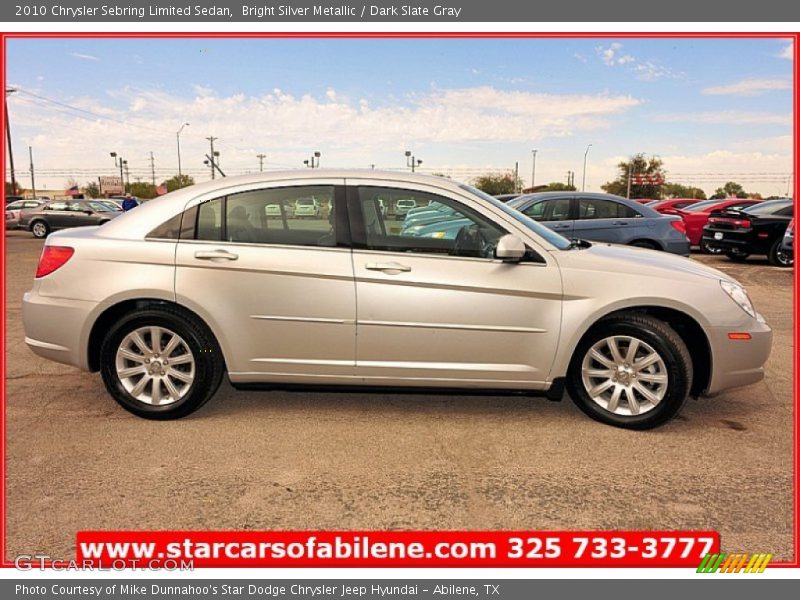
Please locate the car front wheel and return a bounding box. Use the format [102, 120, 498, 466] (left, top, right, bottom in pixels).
[567, 314, 692, 430]
[100, 305, 225, 419]
[31, 220, 49, 239]
[768, 239, 793, 268]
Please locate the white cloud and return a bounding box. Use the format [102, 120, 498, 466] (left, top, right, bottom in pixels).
[573, 53, 588, 63]
[7, 85, 643, 190]
[777, 41, 793, 60]
[633, 61, 682, 81]
[702, 78, 791, 96]
[71, 52, 99, 61]
[596, 43, 635, 67]
[657, 110, 791, 126]
[192, 84, 214, 97]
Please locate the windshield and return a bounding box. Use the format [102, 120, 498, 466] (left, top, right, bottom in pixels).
[743, 199, 792, 215]
[87, 201, 117, 212]
[683, 199, 723, 213]
[459, 185, 572, 250]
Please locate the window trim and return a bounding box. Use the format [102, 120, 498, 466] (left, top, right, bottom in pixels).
[347, 184, 512, 260]
[165, 184, 348, 249]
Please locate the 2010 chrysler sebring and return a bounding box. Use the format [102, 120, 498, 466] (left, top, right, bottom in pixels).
[23, 171, 772, 429]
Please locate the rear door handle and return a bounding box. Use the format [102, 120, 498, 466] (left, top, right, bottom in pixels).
[365, 261, 411, 273]
[614, 221, 629, 226]
[194, 249, 239, 261]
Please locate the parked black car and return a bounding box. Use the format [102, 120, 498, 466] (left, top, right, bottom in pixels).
[701, 198, 794, 267]
[20, 199, 123, 239]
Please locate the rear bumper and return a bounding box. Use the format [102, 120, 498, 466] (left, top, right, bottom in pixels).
[701, 231, 765, 255]
[663, 238, 691, 256]
[705, 315, 772, 395]
[22, 290, 95, 370]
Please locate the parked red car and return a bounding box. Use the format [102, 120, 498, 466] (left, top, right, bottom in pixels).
[676, 198, 762, 252]
[646, 198, 701, 214]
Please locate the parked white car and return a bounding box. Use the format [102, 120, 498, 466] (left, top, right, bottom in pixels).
[23, 170, 771, 429]
[293, 197, 320, 218]
[395, 198, 417, 215]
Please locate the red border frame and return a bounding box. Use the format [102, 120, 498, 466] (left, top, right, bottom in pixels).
[0, 30, 797, 570]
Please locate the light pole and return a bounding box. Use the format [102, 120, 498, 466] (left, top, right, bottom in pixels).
[530, 149, 537, 190]
[304, 151, 321, 168]
[176, 122, 189, 178]
[581, 144, 592, 192]
[5, 87, 17, 195]
[405, 150, 422, 173]
[257, 153, 266, 172]
[110, 152, 127, 194]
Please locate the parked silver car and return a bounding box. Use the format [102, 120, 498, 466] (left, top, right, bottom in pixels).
[23, 171, 771, 429]
[508, 192, 691, 255]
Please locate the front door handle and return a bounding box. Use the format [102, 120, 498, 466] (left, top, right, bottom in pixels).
[365, 261, 411, 273]
[194, 249, 239, 261]
[613, 221, 629, 226]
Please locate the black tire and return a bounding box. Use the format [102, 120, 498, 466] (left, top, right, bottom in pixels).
[30, 220, 49, 239]
[629, 240, 659, 250]
[726, 250, 750, 262]
[768, 239, 793, 268]
[700, 239, 724, 254]
[99, 305, 225, 420]
[566, 313, 693, 430]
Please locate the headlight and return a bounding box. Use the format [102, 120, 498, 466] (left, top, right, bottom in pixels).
[720, 280, 756, 319]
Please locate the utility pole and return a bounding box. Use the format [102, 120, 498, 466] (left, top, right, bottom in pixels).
[257, 153, 266, 172]
[626, 160, 633, 199]
[582, 143, 592, 191]
[5, 88, 17, 195]
[29, 146, 35, 198]
[176, 122, 189, 178]
[206, 136, 218, 179]
[124, 161, 130, 189]
[149, 151, 156, 186]
[514, 161, 520, 193]
[531, 149, 537, 190]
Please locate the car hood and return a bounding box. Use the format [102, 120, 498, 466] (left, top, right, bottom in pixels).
[556, 241, 734, 283]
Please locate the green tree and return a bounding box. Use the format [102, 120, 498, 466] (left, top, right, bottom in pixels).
[128, 182, 158, 199]
[710, 181, 747, 200]
[539, 182, 577, 192]
[602, 153, 665, 199]
[472, 172, 520, 196]
[661, 182, 707, 200]
[162, 174, 195, 193]
[82, 181, 101, 198]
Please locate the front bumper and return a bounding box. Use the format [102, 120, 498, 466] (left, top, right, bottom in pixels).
[22, 290, 95, 370]
[705, 314, 772, 395]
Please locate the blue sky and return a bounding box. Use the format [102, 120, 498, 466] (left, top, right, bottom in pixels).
[5, 37, 794, 194]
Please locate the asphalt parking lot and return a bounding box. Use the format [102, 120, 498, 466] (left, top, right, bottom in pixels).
[4, 230, 794, 562]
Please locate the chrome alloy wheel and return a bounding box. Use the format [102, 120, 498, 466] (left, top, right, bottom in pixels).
[115, 326, 195, 406]
[580, 335, 668, 416]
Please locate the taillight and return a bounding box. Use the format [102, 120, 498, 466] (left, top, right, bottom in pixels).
[670, 220, 687, 235]
[35, 246, 74, 278]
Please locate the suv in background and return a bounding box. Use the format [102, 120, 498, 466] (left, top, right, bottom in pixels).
[294, 197, 320, 218]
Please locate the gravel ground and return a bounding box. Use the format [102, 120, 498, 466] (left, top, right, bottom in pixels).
[4, 231, 794, 562]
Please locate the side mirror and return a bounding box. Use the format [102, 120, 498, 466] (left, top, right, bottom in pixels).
[495, 234, 526, 262]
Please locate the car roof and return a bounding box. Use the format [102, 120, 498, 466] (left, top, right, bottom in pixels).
[510, 191, 662, 217]
[96, 169, 475, 239]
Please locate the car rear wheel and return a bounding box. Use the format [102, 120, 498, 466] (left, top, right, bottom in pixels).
[31, 220, 49, 239]
[566, 313, 692, 430]
[768, 239, 793, 268]
[100, 305, 225, 419]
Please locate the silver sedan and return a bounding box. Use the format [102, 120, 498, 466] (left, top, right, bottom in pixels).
[22, 170, 771, 429]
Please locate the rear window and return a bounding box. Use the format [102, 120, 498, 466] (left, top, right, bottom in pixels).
[743, 199, 793, 215]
